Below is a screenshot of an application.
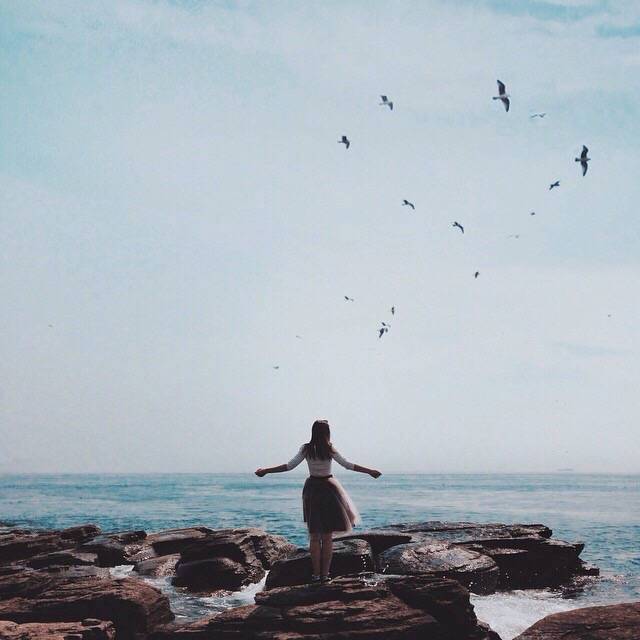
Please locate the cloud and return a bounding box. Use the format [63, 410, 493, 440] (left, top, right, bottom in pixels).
[551, 341, 630, 358]
[597, 23, 640, 37]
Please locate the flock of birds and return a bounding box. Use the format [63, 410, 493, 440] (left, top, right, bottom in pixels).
[274, 79, 593, 366]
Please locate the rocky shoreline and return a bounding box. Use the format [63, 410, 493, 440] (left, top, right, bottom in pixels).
[0, 520, 636, 639]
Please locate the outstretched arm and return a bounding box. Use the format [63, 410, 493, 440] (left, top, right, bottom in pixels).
[333, 450, 381, 478]
[255, 464, 287, 477]
[353, 463, 381, 478]
[256, 445, 305, 477]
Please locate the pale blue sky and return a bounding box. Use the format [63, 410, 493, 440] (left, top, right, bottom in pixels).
[1, 0, 639, 473]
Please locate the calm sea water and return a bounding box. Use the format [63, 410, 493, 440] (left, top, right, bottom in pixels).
[1, 473, 638, 639]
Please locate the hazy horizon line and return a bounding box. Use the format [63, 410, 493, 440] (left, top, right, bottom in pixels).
[1, 470, 638, 476]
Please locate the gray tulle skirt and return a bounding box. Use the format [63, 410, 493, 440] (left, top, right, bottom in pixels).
[302, 475, 360, 534]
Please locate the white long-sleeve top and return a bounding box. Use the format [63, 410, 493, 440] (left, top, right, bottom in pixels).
[286, 445, 356, 476]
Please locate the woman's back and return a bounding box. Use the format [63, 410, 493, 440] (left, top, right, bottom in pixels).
[286, 444, 355, 477]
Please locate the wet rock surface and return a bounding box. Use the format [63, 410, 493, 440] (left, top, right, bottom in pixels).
[0, 526, 101, 565]
[0, 618, 116, 639]
[514, 601, 640, 639]
[0, 570, 173, 640]
[336, 521, 594, 594]
[266, 539, 374, 588]
[78, 531, 148, 567]
[134, 554, 181, 578]
[151, 574, 501, 640]
[379, 538, 500, 594]
[172, 527, 297, 591]
[0, 521, 600, 639]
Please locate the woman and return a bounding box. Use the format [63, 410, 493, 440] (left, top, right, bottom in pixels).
[255, 420, 381, 584]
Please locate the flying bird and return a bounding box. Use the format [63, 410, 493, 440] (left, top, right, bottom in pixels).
[378, 326, 389, 339]
[390, 306, 395, 315]
[549, 180, 560, 190]
[273, 366, 280, 370]
[453, 221, 464, 234]
[474, 271, 480, 279]
[381, 322, 390, 328]
[344, 296, 354, 302]
[493, 80, 510, 112]
[508, 234, 520, 239]
[338, 135, 350, 149]
[402, 199, 415, 210]
[530, 211, 536, 216]
[379, 95, 393, 110]
[575, 145, 590, 176]
[295, 335, 303, 339]
[530, 112, 546, 119]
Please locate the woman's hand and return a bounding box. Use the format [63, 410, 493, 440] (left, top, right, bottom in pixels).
[369, 469, 382, 479]
[255, 468, 267, 477]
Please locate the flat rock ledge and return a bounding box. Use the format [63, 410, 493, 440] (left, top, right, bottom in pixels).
[515, 601, 640, 639]
[151, 574, 501, 640]
[0, 618, 116, 639]
[267, 521, 597, 594]
[0, 568, 173, 640]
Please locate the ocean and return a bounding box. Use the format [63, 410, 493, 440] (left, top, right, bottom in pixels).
[1, 472, 638, 639]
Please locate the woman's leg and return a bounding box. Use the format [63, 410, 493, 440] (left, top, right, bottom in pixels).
[309, 533, 321, 576]
[320, 533, 333, 577]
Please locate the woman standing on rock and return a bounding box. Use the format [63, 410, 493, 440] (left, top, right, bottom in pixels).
[255, 419, 381, 584]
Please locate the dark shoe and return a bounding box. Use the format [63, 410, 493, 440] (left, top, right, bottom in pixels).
[310, 575, 321, 584]
[320, 575, 332, 584]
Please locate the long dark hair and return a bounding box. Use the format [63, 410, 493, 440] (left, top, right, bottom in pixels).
[304, 420, 333, 460]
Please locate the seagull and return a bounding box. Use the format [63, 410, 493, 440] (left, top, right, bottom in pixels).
[381, 322, 390, 328]
[379, 95, 393, 110]
[530, 211, 536, 216]
[344, 296, 354, 302]
[453, 221, 464, 234]
[378, 326, 389, 339]
[549, 180, 560, 190]
[508, 234, 520, 239]
[390, 306, 395, 315]
[474, 271, 480, 278]
[402, 199, 415, 210]
[530, 112, 546, 119]
[575, 145, 590, 176]
[273, 366, 280, 370]
[295, 335, 303, 339]
[338, 135, 350, 149]
[493, 80, 510, 112]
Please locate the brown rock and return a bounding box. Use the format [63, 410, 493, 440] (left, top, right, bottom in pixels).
[379, 539, 500, 595]
[335, 530, 413, 555]
[0, 526, 101, 567]
[174, 557, 247, 591]
[26, 551, 98, 570]
[460, 537, 589, 589]
[386, 522, 552, 541]
[340, 522, 593, 594]
[133, 555, 180, 578]
[58, 526, 102, 544]
[0, 574, 173, 640]
[172, 528, 296, 592]
[146, 528, 214, 557]
[265, 539, 374, 589]
[78, 532, 148, 568]
[0, 618, 115, 639]
[515, 601, 640, 639]
[151, 574, 500, 639]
